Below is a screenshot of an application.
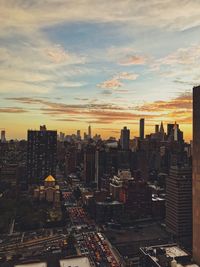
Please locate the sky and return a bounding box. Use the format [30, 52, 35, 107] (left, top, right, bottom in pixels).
[0, 0, 198, 141]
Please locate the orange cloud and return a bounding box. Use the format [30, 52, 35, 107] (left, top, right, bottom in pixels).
[137, 92, 192, 112]
[0, 107, 28, 113]
[97, 72, 138, 89]
[5, 93, 192, 128]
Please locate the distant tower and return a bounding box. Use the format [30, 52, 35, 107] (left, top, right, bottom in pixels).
[155, 124, 159, 133]
[167, 123, 174, 137]
[120, 126, 130, 150]
[160, 121, 165, 141]
[160, 121, 164, 134]
[1, 130, 6, 143]
[139, 118, 145, 140]
[88, 125, 92, 138]
[84, 132, 87, 140]
[174, 122, 178, 141]
[77, 130, 81, 140]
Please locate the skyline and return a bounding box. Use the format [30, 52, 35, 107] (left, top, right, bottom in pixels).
[0, 0, 198, 140]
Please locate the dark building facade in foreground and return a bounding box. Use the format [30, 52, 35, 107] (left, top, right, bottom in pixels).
[193, 86, 200, 264]
[27, 125, 57, 185]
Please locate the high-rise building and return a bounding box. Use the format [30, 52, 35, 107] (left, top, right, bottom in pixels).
[193, 86, 200, 263]
[167, 122, 184, 142]
[27, 125, 57, 185]
[155, 124, 159, 133]
[59, 132, 65, 142]
[83, 145, 95, 186]
[1, 130, 6, 143]
[77, 130, 81, 140]
[140, 118, 145, 140]
[167, 123, 175, 137]
[88, 125, 92, 139]
[166, 165, 192, 249]
[120, 126, 130, 150]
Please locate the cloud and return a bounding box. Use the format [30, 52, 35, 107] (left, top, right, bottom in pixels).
[5, 96, 160, 125]
[45, 45, 85, 64]
[135, 91, 192, 124]
[0, 39, 87, 94]
[119, 55, 146, 66]
[101, 90, 113, 95]
[155, 45, 200, 69]
[115, 72, 139, 80]
[74, 97, 89, 101]
[1, 0, 200, 37]
[5, 93, 193, 126]
[0, 107, 28, 113]
[137, 92, 192, 111]
[150, 44, 200, 87]
[97, 78, 122, 89]
[98, 72, 138, 89]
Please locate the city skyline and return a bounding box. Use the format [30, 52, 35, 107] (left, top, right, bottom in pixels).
[0, 1, 198, 140]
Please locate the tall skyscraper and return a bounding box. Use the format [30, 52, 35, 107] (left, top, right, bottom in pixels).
[77, 130, 81, 140]
[27, 125, 57, 185]
[193, 86, 200, 263]
[167, 123, 175, 137]
[155, 124, 159, 133]
[88, 125, 92, 139]
[120, 126, 130, 150]
[140, 118, 145, 140]
[1, 130, 6, 143]
[84, 145, 95, 186]
[166, 165, 192, 249]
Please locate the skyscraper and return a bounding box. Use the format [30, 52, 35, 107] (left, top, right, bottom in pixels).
[193, 86, 200, 263]
[120, 126, 130, 150]
[1, 130, 6, 143]
[88, 125, 92, 139]
[166, 165, 192, 249]
[140, 118, 145, 140]
[83, 145, 95, 186]
[27, 125, 57, 185]
[155, 124, 159, 133]
[77, 130, 81, 140]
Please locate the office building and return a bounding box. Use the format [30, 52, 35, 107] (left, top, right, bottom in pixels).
[88, 125, 91, 138]
[167, 123, 175, 137]
[193, 85, 200, 263]
[77, 129, 81, 140]
[1, 129, 6, 143]
[167, 122, 184, 142]
[83, 145, 95, 186]
[155, 124, 159, 133]
[140, 118, 145, 140]
[166, 165, 192, 249]
[27, 125, 57, 185]
[120, 126, 130, 150]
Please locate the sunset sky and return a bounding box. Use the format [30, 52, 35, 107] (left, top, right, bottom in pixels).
[0, 0, 198, 141]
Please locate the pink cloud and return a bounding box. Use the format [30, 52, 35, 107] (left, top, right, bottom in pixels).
[119, 55, 146, 65]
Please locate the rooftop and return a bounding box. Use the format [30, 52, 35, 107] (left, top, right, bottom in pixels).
[59, 257, 91, 267]
[140, 244, 199, 267]
[45, 175, 55, 182]
[15, 263, 47, 267]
